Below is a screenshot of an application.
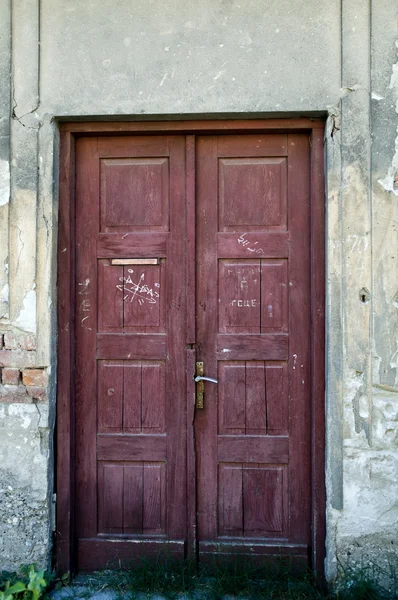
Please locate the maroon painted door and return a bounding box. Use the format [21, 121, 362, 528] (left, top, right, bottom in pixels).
[195, 134, 311, 567]
[73, 131, 312, 571]
[74, 136, 187, 570]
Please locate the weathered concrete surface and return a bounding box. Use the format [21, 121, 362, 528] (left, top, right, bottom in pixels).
[39, 0, 341, 116]
[325, 0, 398, 583]
[0, 402, 52, 570]
[0, 0, 397, 581]
[0, 0, 11, 320]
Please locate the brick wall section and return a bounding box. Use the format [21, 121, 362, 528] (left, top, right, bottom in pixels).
[0, 332, 47, 403]
[2, 368, 20, 385]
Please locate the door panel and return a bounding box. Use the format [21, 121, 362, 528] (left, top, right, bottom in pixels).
[195, 134, 311, 565]
[75, 136, 186, 570]
[73, 131, 314, 571]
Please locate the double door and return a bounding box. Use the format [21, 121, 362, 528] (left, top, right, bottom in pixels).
[73, 132, 313, 571]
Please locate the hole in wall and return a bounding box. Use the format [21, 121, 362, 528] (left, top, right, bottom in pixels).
[359, 287, 370, 304]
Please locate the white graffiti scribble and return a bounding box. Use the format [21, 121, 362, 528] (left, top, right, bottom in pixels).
[78, 279, 92, 329]
[116, 269, 160, 305]
[237, 233, 264, 255]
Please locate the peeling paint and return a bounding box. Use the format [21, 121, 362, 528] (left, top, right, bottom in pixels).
[0, 159, 10, 206]
[378, 41, 398, 196]
[15, 288, 36, 333]
[1, 283, 9, 304]
[391, 347, 398, 370]
[378, 126, 398, 196]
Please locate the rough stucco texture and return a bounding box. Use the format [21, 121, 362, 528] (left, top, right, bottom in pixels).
[0, 403, 51, 570]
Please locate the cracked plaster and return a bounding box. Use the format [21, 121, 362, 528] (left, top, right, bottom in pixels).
[0, 0, 398, 581]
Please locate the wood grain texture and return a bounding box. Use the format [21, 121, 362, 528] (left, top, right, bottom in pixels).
[245, 362, 267, 435]
[60, 119, 324, 134]
[97, 362, 124, 433]
[195, 132, 313, 567]
[77, 540, 184, 571]
[218, 465, 243, 536]
[218, 158, 287, 230]
[217, 436, 288, 463]
[164, 136, 187, 540]
[123, 464, 144, 533]
[195, 136, 219, 542]
[287, 133, 311, 544]
[57, 122, 325, 576]
[72, 134, 186, 570]
[98, 464, 124, 533]
[218, 232, 288, 258]
[217, 134, 287, 158]
[217, 334, 288, 360]
[243, 466, 284, 535]
[186, 349, 197, 560]
[100, 158, 169, 232]
[56, 130, 75, 574]
[97, 334, 166, 359]
[98, 261, 123, 331]
[75, 136, 99, 539]
[186, 136, 196, 344]
[310, 127, 326, 577]
[97, 233, 168, 258]
[97, 434, 167, 461]
[98, 135, 170, 157]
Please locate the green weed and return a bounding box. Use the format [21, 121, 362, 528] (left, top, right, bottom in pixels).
[0, 566, 48, 600]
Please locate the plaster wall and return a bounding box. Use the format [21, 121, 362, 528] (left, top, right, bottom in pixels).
[0, 0, 397, 584]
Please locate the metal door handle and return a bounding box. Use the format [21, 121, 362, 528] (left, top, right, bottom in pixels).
[194, 375, 218, 384]
[195, 362, 217, 409]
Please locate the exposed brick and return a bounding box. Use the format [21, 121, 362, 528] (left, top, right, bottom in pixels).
[0, 384, 32, 403]
[26, 386, 46, 402]
[0, 350, 36, 368]
[22, 369, 47, 387]
[2, 368, 20, 385]
[4, 333, 36, 351]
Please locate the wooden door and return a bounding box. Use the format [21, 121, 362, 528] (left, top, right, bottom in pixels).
[195, 134, 311, 568]
[74, 135, 187, 570]
[68, 127, 320, 573]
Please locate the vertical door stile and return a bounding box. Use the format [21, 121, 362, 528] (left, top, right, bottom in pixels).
[186, 135, 196, 345]
[286, 133, 311, 544]
[75, 137, 100, 541]
[186, 134, 197, 560]
[164, 136, 187, 541]
[196, 136, 219, 543]
[309, 128, 326, 575]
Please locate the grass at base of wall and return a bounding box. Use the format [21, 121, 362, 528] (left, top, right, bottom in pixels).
[66, 555, 397, 600]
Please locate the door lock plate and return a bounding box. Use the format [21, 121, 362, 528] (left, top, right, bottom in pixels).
[195, 362, 204, 409]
